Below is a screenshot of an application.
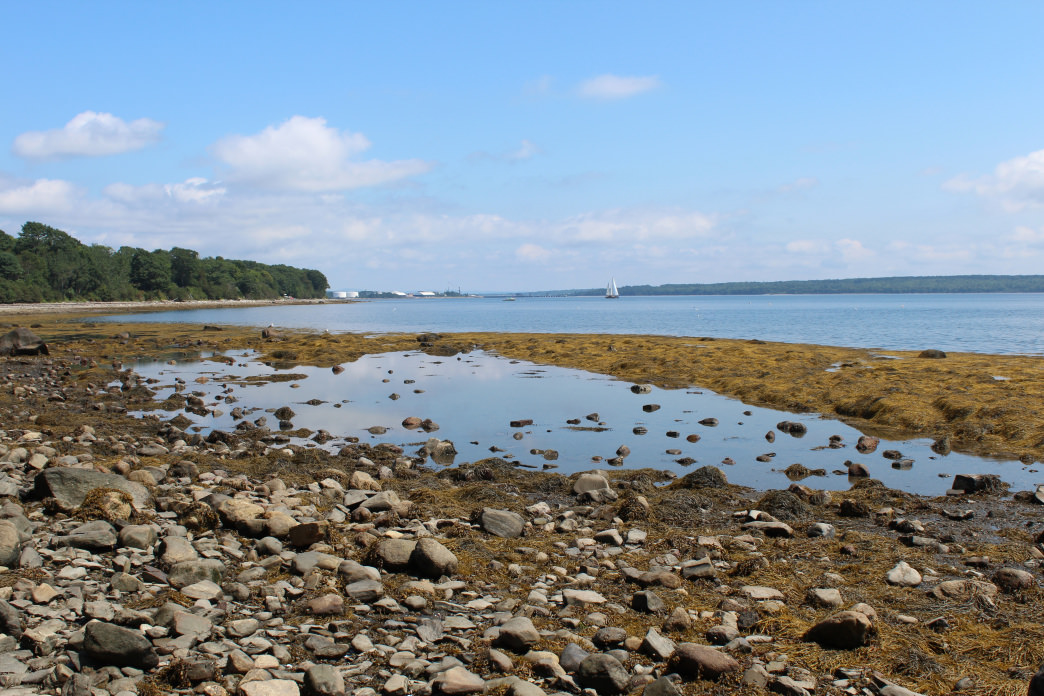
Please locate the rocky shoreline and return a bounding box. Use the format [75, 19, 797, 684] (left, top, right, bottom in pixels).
[1, 327, 1043, 696]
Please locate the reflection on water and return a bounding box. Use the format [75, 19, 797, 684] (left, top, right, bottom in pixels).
[126, 350, 1042, 496]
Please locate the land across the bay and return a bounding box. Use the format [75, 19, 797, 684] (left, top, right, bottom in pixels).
[0, 303, 1043, 696]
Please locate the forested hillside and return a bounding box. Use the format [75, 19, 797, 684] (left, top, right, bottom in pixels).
[563, 275, 1044, 296]
[0, 222, 328, 303]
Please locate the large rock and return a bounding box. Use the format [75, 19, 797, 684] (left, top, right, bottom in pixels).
[479, 508, 525, 538]
[885, 561, 922, 587]
[573, 473, 617, 503]
[304, 664, 345, 696]
[431, 666, 485, 695]
[83, 620, 159, 669]
[0, 598, 23, 638]
[0, 328, 48, 356]
[375, 539, 417, 572]
[576, 654, 629, 695]
[410, 538, 458, 578]
[33, 468, 150, 511]
[670, 643, 740, 680]
[217, 498, 265, 530]
[0, 520, 21, 567]
[53, 520, 117, 551]
[804, 610, 873, 649]
[168, 559, 225, 588]
[927, 579, 999, 600]
[495, 616, 540, 652]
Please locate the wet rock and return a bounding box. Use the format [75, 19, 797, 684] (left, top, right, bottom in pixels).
[918, 349, 947, 358]
[671, 643, 740, 680]
[856, 436, 880, 453]
[776, 421, 807, 437]
[699, 417, 719, 426]
[952, 474, 1004, 494]
[804, 610, 874, 649]
[631, 384, 652, 394]
[83, 620, 159, 669]
[847, 460, 870, 477]
[643, 404, 661, 413]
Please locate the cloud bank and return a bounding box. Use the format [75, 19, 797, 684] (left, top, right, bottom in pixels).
[13, 111, 164, 159]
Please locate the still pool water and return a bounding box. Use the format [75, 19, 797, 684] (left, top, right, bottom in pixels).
[126, 350, 1043, 496]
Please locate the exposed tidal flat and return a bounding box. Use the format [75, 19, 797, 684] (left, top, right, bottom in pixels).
[0, 304, 1043, 696]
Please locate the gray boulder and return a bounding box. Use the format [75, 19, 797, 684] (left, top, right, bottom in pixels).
[32, 468, 150, 511]
[576, 653, 629, 695]
[83, 621, 158, 669]
[0, 520, 21, 567]
[0, 328, 48, 356]
[479, 508, 525, 538]
[53, 520, 117, 551]
[410, 538, 458, 578]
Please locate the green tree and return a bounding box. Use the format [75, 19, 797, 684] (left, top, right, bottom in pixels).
[130, 249, 172, 294]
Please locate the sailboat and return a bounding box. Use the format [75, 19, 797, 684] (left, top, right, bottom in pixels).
[605, 277, 620, 299]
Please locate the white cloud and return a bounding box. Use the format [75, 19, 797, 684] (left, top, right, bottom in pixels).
[835, 238, 874, 262]
[1011, 225, 1044, 244]
[211, 116, 432, 192]
[516, 243, 552, 262]
[12, 111, 163, 159]
[0, 178, 81, 213]
[557, 209, 715, 244]
[785, 239, 826, 254]
[578, 74, 662, 100]
[778, 177, 819, 194]
[509, 139, 540, 161]
[945, 148, 1044, 211]
[104, 177, 226, 206]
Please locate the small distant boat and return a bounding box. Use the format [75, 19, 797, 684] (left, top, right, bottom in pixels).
[605, 277, 620, 299]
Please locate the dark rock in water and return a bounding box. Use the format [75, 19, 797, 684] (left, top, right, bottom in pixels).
[631, 384, 653, 394]
[699, 418, 719, 427]
[882, 449, 902, 460]
[931, 437, 951, 455]
[846, 460, 870, 477]
[0, 327, 48, 356]
[83, 620, 159, 668]
[686, 433, 701, 443]
[643, 404, 661, 413]
[776, 421, 807, 437]
[274, 406, 295, 420]
[856, 435, 880, 453]
[765, 431, 775, 443]
[673, 466, 727, 489]
[331, 365, 344, 374]
[952, 474, 1004, 494]
[586, 413, 600, 422]
[510, 419, 533, 427]
[919, 349, 947, 358]
[892, 459, 914, 470]
[633, 426, 647, 435]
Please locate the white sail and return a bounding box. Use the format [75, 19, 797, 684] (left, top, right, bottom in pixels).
[606, 277, 619, 298]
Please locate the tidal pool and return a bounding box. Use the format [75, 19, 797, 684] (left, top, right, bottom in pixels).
[125, 350, 1041, 496]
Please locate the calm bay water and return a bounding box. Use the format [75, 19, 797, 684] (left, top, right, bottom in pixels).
[101, 293, 1044, 355]
[127, 350, 1042, 495]
[102, 294, 1044, 494]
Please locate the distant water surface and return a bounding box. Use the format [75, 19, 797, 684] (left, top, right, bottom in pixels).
[100, 293, 1044, 354]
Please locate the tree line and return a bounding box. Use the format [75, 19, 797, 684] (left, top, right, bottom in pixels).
[0, 222, 329, 303]
[560, 275, 1044, 296]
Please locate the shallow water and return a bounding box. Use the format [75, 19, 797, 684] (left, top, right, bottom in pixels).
[96, 293, 1044, 355]
[126, 350, 1043, 496]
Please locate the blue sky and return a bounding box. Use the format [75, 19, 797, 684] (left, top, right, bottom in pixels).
[2, 2, 1044, 292]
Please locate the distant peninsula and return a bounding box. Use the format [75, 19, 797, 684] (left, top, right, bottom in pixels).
[0, 222, 329, 303]
[550, 275, 1044, 297]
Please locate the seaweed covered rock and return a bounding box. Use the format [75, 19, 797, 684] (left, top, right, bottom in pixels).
[673, 466, 728, 489]
[0, 327, 48, 356]
[755, 490, 812, 521]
